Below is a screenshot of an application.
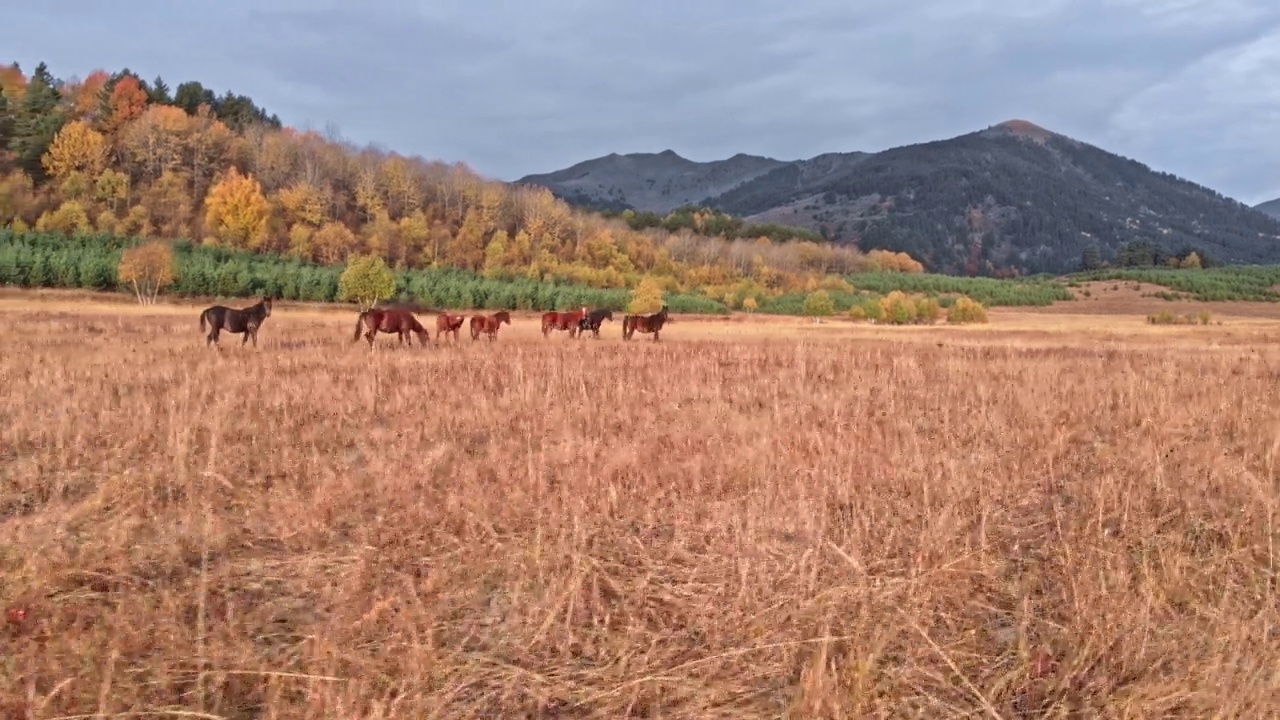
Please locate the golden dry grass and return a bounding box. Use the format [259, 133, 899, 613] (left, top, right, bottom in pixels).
[3, 292, 1280, 718]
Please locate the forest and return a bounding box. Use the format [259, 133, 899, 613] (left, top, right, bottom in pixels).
[0, 60, 928, 312]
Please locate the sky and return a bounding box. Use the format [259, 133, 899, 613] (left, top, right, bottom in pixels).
[8, 0, 1280, 205]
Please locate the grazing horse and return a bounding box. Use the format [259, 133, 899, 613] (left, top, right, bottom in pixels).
[436, 313, 467, 343]
[541, 307, 589, 338]
[469, 310, 511, 341]
[199, 297, 273, 348]
[622, 304, 670, 341]
[577, 308, 614, 339]
[353, 307, 430, 348]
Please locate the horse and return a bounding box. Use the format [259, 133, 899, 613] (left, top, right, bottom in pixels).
[199, 297, 273, 348]
[541, 307, 589, 338]
[436, 313, 467, 343]
[622, 304, 669, 341]
[577, 308, 614, 339]
[353, 307, 430, 348]
[470, 310, 511, 341]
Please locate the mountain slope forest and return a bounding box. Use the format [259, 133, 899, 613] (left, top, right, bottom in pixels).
[519, 121, 1280, 276]
[0, 60, 928, 312]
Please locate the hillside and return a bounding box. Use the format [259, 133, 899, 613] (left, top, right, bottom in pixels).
[0, 59, 925, 315]
[1255, 198, 1280, 221]
[521, 120, 1280, 275]
[516, 149, 792, 215]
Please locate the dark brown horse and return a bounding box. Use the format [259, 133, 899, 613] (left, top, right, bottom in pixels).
[470, 310, 511, 341]
[353, 307, 430, 348]
[577, 308, 614, 339]
[622, 304, 669, 341]
[436, 313, 467, 342]
[199, 297, 273, 348]
[541, 307, 589, 338]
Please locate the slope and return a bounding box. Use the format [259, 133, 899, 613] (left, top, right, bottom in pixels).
[515, 149, 790, 215]
[523, 120, 1280, 276]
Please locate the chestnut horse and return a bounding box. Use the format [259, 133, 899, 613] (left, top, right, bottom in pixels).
[469, 310, 511, 341]
[353, 307, 430, 348]
[541, 306, 589, 338]
[577, 308, 614, 339]
[622, 304, 669, 341]
[199, 297, 273, 348]
[436, 313, 467, 342]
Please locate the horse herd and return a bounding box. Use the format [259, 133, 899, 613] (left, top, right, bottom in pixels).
[197, 297, 672, 349]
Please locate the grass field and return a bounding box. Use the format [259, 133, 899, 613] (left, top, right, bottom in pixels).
[3, 288, 1280, 718]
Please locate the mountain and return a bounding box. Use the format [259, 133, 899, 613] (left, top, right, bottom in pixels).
[1255, 198, 1280, 221]
[518, 120, 1280, 275]
[516, 149, 793, 215]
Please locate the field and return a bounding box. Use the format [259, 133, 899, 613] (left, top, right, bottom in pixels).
[4, 287, 1280, 718]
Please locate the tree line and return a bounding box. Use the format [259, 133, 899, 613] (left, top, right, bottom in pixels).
[0, 58, 929, 314]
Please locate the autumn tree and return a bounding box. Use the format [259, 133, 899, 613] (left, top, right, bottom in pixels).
[628, 276, 665, 314]
[102, 74, 149, 135]
[802, 290, 834, 320]
[338, 253, 395, 311]
[41, 120, 109, 182]
[203, 166, 270, 250]
[117, 240, 177, 304]
[742, 296, 758, 313]
[946, 296, 988, 324]
[1180, 252, 1202, 269]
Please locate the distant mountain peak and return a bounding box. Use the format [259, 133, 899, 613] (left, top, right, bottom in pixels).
[989, 118, 1056, 141]
[518, 120, 1280, 275]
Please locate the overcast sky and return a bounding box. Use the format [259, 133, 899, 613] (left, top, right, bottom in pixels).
[9, 0, 1280, 204]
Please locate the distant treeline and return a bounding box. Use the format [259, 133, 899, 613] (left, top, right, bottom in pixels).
[603, 205, 825, 243]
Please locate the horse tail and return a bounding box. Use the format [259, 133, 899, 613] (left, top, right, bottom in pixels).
[353, 311, 369, 342]
[622, 315, 630, 336]
[199, 309, 207, 332]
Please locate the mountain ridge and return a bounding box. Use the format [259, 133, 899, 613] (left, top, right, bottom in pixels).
[518, 120, 1280, 275]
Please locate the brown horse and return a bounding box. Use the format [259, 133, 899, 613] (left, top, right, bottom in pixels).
[436, 313, 466, 342]
[541, 307, 589, 338]
[470, 310, 511, 341]
[622, 304, 669, 341]
[199, 297, 273, 348]
[353, 307, 430, 348]
[577, 308, 614, 339]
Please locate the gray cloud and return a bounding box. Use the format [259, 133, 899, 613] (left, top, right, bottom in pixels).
[7, 0, 1280, 203]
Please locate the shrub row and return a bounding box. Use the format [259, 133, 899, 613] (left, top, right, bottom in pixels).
[0, 231, 729, 314]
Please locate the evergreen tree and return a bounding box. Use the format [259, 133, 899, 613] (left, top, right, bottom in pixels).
[9, 62, 65, 184]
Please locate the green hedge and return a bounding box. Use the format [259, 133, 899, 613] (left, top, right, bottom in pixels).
[843, 272, 1073, 307]
[0, 230, 729, 314]
[1067, 266, 1280, 302]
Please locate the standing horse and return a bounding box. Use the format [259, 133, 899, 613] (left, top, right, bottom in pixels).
[353, 307, 430, 348]
[622, 304, 669, 341]
[436, 313, 467, 343]
[577, 308, 614, 339]
[469, 310, 511, 341]
[199, 297, 273, 348]
[541, 307, 589, 338]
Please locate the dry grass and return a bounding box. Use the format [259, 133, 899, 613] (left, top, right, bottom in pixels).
[3, 292, 1280, 718]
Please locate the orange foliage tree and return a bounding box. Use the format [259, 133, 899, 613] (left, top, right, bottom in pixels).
[117, 240, 177, 304]
[203, 167, 270, 250]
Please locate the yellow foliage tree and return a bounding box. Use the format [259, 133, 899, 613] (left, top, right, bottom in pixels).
[880, 290, 919, 325]
[118, 240, 177, 305]
[338, 253, 396, 311]
[35, 201, 92, 235]
[628, 276, 666, 314]
[203, 167, 270, 250]
[803, 289, 835, 320]
[742, 296, 759, 313]
[946, 296, 989, 324]
[1180, 252, 1202, 269]
[41, 120, 109, 181]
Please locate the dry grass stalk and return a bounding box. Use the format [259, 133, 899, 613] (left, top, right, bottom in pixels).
[1, 300, 1279, 718]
